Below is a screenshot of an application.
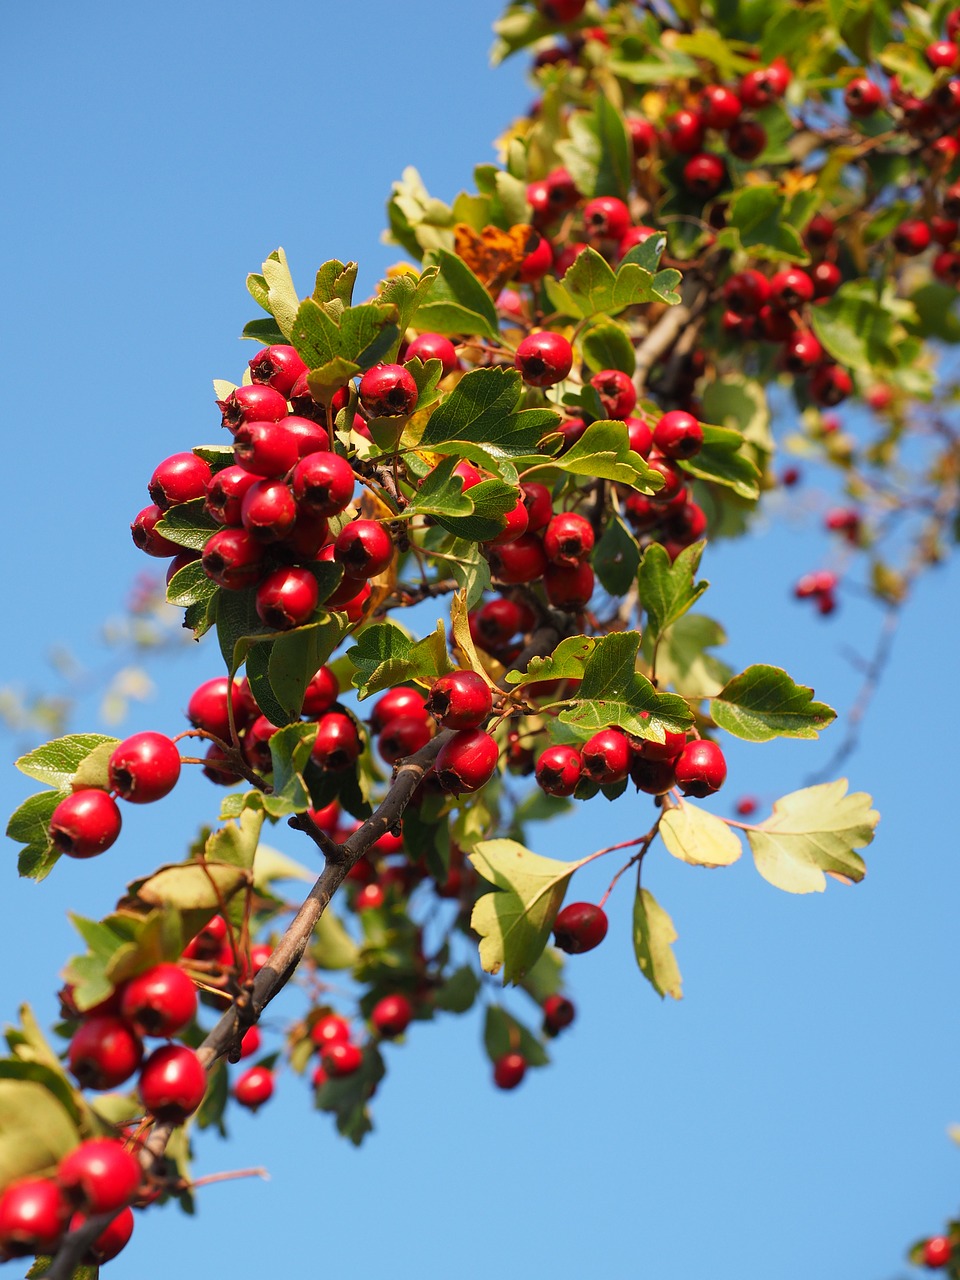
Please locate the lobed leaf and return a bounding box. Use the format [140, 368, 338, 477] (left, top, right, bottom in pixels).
[710, 664, 836, 741]
[746, 780, 878, 894]
[659, 802, 742, 867]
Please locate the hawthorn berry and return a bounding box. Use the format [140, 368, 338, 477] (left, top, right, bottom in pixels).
[535, 744, 582, 797]
[641, 728, 688, 762]
[518, 232, 554, 282]
[248, 344, 306, 397]
[233, 419, 299, 478]
[0, 1178, 70, 1257]
[218, 383, 288, 432]
[371, 686, 430, 731]
[240, 478, 298, 542]
[239, 1025, 262, 1059]
[515, 332, 573, 387]
[233, 1065, 275, 1111]
[543, 512, 595, 565]
[769, 267, 814, 310]
[727, 119, 766, 160]
[183, 914, 228, 962]
[311, 1014, 352, 1049]
[553, 902, 608, 954]
[378, 715, 433, 765]
[49, 789, 122, 859]
[663, 108, 704, 154]
[301, 665, 340, 716]
[544, 560, 595, 610]
[812, 261, 842, 298]
[244, 714, 280, 773]
[892, 219, 932, 256]
[619, 225, 658, 257]
[583, 196, 631, 242]
[522, 481, 553, 531]
[108, 732, 181, 805]
[493, 1052, 527, 1090]
[844, 77, 884, 116]
[68, 1016, 143, 1090]
[674, 739, 727, 797]
[543, 994, 576, 1035]
[291, 451, 355, 516]
[359, 364, 418, 418]
[426, 670, 493, 730]
[77, 1205, 135, 1264]
[488, 533, 549, 584]
[371, 994, 414, 1038]
[139, 1044, 207, 1121]
[590, 369, 637, 419]
[148, 452, 212, 511]
[334, 520, 394, 578]
[653, 410, 703, 460]
[627, 115, 658, 157]
[404, 332, 460, 375]
[581, 728, 631, 785]
[784, 330, 824, 372]
[256, 566, 319, 629]
[323, 1041, 363, 1077]
[923, 1236, 953, 1268]
[435, 729, 499, 794]
[723, 269, 770, 315]
[131, 504, 181, 558]
[626, 416, 654, 456]
[202, 528, 266, 590]
[203, 464, 258, 525]
[646, 453, 686, 502]
[810, 363, 853, 406]
[187, 676, 248, 741]
[486, 492, 530, 546]
[57, 1139, 141, 1214]
[683, 152, 726, 198]
[311, 713, 362, 772]
[120, 963, 198, 1038]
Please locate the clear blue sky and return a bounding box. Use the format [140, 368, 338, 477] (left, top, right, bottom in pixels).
[2, 4, 959, 1278]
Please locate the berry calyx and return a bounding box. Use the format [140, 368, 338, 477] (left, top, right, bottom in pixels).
[493, 1052, 527, 1090]
[435, 729, 499, 794]
[57, 1139, 142, 1214]
[108, 732, 181, 805]
[49, 789, 122, 859]
[553, 902, 609, 954]
[120, 963, 198, 1038]
[674, 739, 727, 797]
[138, 1044, 207, 1121]
[358, 364, 418, 418]
[515, 332, 573, 387]
[425, 670, 493, 730]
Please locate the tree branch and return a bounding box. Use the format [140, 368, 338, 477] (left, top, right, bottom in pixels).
[633, 278, 711, 396]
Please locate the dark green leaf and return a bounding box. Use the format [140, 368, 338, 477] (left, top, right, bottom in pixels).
[306, 356, 362, 405]
[166, 558, 219, 609]
[505, 634, 597, 688]
[242, 317, 287, 345]
[290, 297, 341, 368]
[246, 614, 347, 728]
[264, 723, 318, 817]
[378, 266, 440, 335]
[434, 966, 480, 1013]
[678, 425, 761, 500]
[725, 184, 808, 263]
[594, 514, 641, 596]
[216, 587, 264, 679]
[434, 477, 521, 542]
[348, 620, 454, 700]
[417, 250, 499, 340]
[809, 280, 903, 373]
[482, 1004, 549, 1067]
[581, 318, 637, 375]
[557, 631, 693, 741]
[710, 664, 837, 741]
[155, 498, 220, 552]
[6, 791, 61, 882]
[638, 541, 709, 646]
[419, 367, 558, 466]
[550, 419, 663, 491]
[15, 734, 119, 790]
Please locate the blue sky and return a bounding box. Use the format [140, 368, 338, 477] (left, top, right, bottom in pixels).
[2, 3, 959, 1278]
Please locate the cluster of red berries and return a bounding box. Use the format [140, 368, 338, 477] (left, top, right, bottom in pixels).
[0, 1139, 140, 1264]
[793, 569, 839, 617]
[47, 730, 182, 859]
[535, 728, 726, 802]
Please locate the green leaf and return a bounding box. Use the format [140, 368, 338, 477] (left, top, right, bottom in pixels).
[311, 908, 360, 971]
[417, 249, 499, 340]
[643, 612, 732, 700]
[290, 297, 341, 368]
[348, 620, 455, 700]
[469, 839, 584, 984]
[155, 499, 219, 551]
[262, 723, 318, 818]
[6, 791, 61, 882]
[419, 367, 558, 465]
[313, 259, 358, 308]
[134, 861, 249, 911]
[0, 1077, 81, 1186]
[306, 356, 363, 405]
[404, 456, 473, 519]
[434, 477, 522, 542]
[15, 734, 119, 790]
[482, 1005, 549, 1067]
[518, 947, 565, 1005]
[378, 266, 440, 335]
[314, 1044, 384, 1146]
[71, 743, 115, 792]
[505, 635, 597, 689]
[580, 317, 637, 375]
[252, 844, 314, 893]
[725, 185, 808, 263]
[246, 611, 346, 728]
[433, 965, 481, 1013]
[340, 302, 400, 370]
[242, 317, 287, 345]
[809, 280, 906, 373]
[659, 801, 743, 867]
[557, 632, 693, 742]
[746, 780, 879, 894]
[632, 887, 683, 1000]
[556, 98, 632, 200]
[700, 375, 773, 456]
[446, 537, 491, 609]
[216, 587, 263, 679]
[678, 425, 761, 500]
[166, 557, 219, 610]
[206, 807, 265, 873]
[594, 514, 641, 597]
[710, 664, 836, 741]
[638, 541, 709, 647]
[550, 420, 664, 491]
[248, 247, 300, 339]
[907, 282, 960, 343]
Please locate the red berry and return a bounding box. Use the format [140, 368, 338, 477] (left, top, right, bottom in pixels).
[323, 1041, 363, 1077]
[543, 994, 576, 1034]
[183, 914, 228, 961]
[923, 1236, 953, 1268]
[57, 1139, 141, 1214]
[378, 715, 433, 764]
[238, 478, 297, 542]
[581, 728, 631, 785]
[583, 196, 631, 242]
[590, 369, 637, 419]
[735, 795, 758, 817]
[553, 416, 589, 452]
[619, 225, 658, 257]
[783, 329, 824, 372]
[653, 410, 703, 460]
[243, 714, 281, 772]
[544, 560, 595, 609]
[68, 1017, 143, 1090]
[537, 0, 586, 20]
[554, 241, 590, 274]
[631, 754, 678, 795]
[805, 213, 836, 247]
[405, 332, 460, 375]
[291, 451, 355, 517]
[359, 364, 418, 418]
[522, 482, 553, 531]
[0, 1178, 69, 1257]
[77, 1205, 135, 1263]
[435, 729, 499, 794]
[239, 1025, 262, 1059]
[233, 1065, 275, 1111]
[234, 419, 299, 478]
[49, 789, 122, 858]
[371, 994, 413, 1038]
[934, 251, 960, 287]
[311, 712, 362, 772]
[683, 152, 725, 198]
[279, 414, 329, 458]
[187, 677, 248, 741]
[769, 267, 814, 310]
[493, 1052, 527, 1090]
[543, 512, 595, 565]
[641, 727, 688, 762]
[489, 533, 549, 584]
[723, 269, 769, 315]
[810, 364, 853, 406]
[485, 492, 530, 546]
[515, 332, 573, 387]
[131, 503, 180, 558]
[218, 383, 288, 432]
[646, 452, 686, 502]
[370, 687, 429, 731]
[727, 119, 766, 160]
[626, 416, 654, 456]
[700, 85, 742, 129]
[844, 77, 884, 116]
[812, 261, 842, 298]
[311, 1014, 352, 1049]
[674, 739, 727, 796]
[203, 464, 258, 525]
[335, 520, 394, 578]
[892, 219, 932, 256]
[202, 527, 266, 590]
[931, 215, 959, 246]
[740, 65, 786, 107]
[149, 452, 212, 511]
[426, 670, 493, 730]
[553, 902, 608, 953]
[663, 108, 704, 154]
[535, 744, 582, 797]
[248, 344, 306, 397]
[108, 732, 180, 804]
[301, 665, 340, 717]
[139, 1044, 206, 1121]
[120, 963, 197, 1037]
[927, 39, 959, 68]
[627, 116, 658, 157]
[256, 566, 319, 629]
[518, 232, 554, 282]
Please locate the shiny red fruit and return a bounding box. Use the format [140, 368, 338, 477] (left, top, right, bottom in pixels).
[653, 410, 703, 460]
[108, 732, 181, 804]
[202, 527, 266, 590]
[378, 715, 433, 765]
[545, 560, 595, 609]
[323, 1041, 363, 1077]
[435, 729, 499, 794]
[699, 84, 742, 129]
[535, 745, 582, 797]
[311, 712, 361, 772]
[301, 665, 340, 717]
[57, 1139, 141, 1215]
[256, 566, 319, 630]
[68, 1017, 143, 1090]
[248, 345, 306, 396]
[515, 332, 573, 387]
[683, 152, 725, 198]
[359, 364, 418, 418]
[233, 1065, 275, 1110]
[240, 478, 297, 542]
[49, 789, 122, 859]
[139, 1044, 207, 1121]
[187, 677, 248, 741]
[426, 670, 493, 730]
[589, 368, 636, 419]
[544, 512, 594, 565]
[923, 1235, 953, 1268]
[233, 419, 299, 478]
[727, 119, 766, 160]
[131, 503, 180, 558]
[493, 1052, 527, 1090]
[311, 1014, 352, 1049]
[0, 1178, 70, 1257]
[149, 452, 212, 511]
[583, 196, 631, 242]
[844, 77, 884, 116]
[120, 963, 197, 1038]
[370, 687, 429, 732]
[291, 451, 355, 516]
[218, 383, 288, 432]
[335, 519, 394, 577]
[674, 739, 727, 797]
[489, 533, 549, 584]
[371, 994, 414, 1038]
[554, 902, 608, 953]
[76, 1205, 135, 1263]
[581, 728, 631, 785]
[543, 994, 576, 1034]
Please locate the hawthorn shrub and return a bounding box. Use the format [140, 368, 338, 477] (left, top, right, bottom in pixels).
[5, 0, 960, 1274]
